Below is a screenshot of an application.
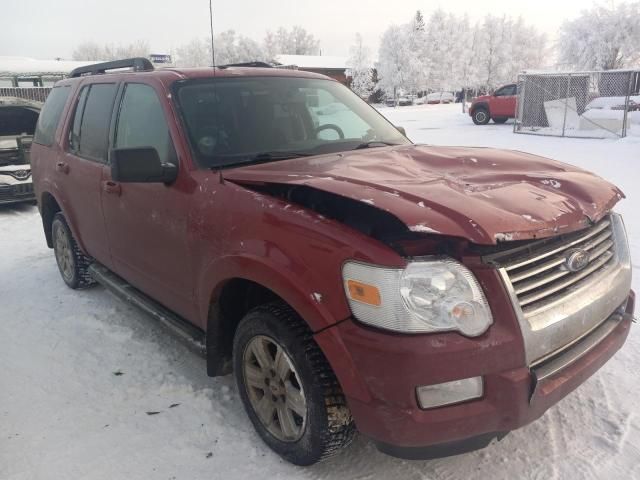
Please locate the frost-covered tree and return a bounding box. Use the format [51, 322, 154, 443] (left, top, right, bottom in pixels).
[264, 26, 320, 60]
[376, 25, 413, 100]
[413, 10, 425, 32]
[347, 33, 374, 99]
[72, 40, 149, 61]
[71, 42, 104, 61]
[175, 31, 265, 67]
[376, 11, 546, 96]
[558, 1, 640, 70]
[175, 38, 211, 67]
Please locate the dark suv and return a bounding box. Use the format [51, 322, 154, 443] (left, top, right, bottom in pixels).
[31, 59, 634, 466]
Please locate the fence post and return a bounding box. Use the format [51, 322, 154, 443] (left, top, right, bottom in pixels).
[513, 74, 521, 134]
[621, 71, 634, 138]
[561, 73, 571, 137]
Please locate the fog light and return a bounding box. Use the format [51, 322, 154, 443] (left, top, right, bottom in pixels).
[416, 377, 483, 409]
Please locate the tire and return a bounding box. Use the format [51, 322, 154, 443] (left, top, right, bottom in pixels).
[51, 212, 95, 289]
[233, 302, 355, 465]
[472, 108, 490, 125]
[492, 117, 508, 124]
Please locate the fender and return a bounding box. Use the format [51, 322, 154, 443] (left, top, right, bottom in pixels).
[198, 253, 347, 333]
[470, 101, 489, 115]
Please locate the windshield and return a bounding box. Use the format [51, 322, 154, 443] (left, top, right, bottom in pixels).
[174, 76, 410, 168]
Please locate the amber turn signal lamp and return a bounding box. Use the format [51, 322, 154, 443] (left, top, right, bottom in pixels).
[346, 279, 382, 306]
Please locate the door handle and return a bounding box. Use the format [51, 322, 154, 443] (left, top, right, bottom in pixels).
[102, 180, 121, 196]
[55, 161, 69, 174]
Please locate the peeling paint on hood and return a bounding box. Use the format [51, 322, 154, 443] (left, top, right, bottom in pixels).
[223, 145, 624, 245]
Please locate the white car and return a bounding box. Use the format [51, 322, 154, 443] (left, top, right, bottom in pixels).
[426, 92, 455, 104]
[0, 97, 40, 206]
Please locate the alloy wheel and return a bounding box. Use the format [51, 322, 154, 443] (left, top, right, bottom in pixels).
[242, 335, 307, 442]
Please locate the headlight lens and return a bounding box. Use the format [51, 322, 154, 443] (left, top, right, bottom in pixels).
[343, 257, 493, 336]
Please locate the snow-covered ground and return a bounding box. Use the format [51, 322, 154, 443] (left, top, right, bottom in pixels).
[2, 104, 639, 480]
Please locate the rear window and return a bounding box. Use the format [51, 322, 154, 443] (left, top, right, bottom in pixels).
[0, 106, 39, 137]
[34, 86, 71, 146]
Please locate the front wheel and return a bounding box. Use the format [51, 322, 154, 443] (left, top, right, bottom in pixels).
[233, 303, 355, 465]
[472, 108, 490, 125]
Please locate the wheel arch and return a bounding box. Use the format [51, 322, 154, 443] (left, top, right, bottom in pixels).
[470, 102, 489, 115]
[201, 255, 348, 376]
[40, 191, 62, 248]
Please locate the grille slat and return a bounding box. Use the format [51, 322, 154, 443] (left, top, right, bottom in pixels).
[499, 216, 617, 316]
[518, 251, 614, 308]
[504, 219, 611, 272]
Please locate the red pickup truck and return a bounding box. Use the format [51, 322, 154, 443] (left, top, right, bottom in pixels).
[31, 59, 633, 466]
[470, 83, 517, 125]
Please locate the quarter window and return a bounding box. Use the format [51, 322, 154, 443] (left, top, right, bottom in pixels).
[34, 85, 71, 146]
[114, 83, 174, 163]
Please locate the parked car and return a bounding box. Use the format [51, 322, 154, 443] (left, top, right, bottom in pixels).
[426, 92, 455, 104]
[398, 96, 413, 106]
[32, 59, 634, 466]
[0, 97, 40, 205]
[470, 83, 517, 125]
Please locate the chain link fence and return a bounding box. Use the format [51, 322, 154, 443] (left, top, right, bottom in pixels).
[0, 87, 51, 103]
[514, 70, 640, 139]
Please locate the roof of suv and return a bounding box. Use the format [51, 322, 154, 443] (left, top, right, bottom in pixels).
[55, 66, 335, 89]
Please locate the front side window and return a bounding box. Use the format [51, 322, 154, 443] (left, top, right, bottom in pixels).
[70, 83, 117, 162]
[34, 85, 71, 146]
[174, 76, 410, 169]
[114, 83, 174, 163]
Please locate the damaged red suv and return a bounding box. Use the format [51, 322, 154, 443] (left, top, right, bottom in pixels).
[31, 58, 634, 465]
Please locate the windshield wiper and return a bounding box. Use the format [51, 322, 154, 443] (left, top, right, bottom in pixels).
[354, 141, 401, 150]
[249, 151, 314, 162]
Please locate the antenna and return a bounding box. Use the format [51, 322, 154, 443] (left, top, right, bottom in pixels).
[208, 0, 216, 68]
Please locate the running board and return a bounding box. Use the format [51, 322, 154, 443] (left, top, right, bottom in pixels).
[88, 263, 206, 356]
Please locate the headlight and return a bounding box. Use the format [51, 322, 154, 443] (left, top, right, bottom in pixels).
[342, 257, 493, 336]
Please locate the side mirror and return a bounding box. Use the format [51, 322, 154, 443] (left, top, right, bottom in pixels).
[396, 126, 407, 136]
[111, 147, 177, 184]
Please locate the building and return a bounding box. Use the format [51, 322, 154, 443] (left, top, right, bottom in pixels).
[273, 55, 350, 85]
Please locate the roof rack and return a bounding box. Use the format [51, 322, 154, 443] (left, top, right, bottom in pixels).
[69, 57, 154, 78]
[218, 61, 273, 69]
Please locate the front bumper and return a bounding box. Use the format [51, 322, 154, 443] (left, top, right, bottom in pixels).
[318, 290, 634, 459]
[0, 183, 35, 205]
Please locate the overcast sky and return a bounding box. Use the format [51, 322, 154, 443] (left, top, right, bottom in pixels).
[3, 0, 597, 60]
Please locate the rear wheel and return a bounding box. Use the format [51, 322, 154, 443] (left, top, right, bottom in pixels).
[233, 302, 355, 465]
[51, 212, 95, 289]
[472, 108, 490, 125]
[492, 117, 508, 124]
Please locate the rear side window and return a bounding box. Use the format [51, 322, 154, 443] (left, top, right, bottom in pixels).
[114, 83, 175, 163]
[34, 86, 71, 146]
[69, 83, 117, 162]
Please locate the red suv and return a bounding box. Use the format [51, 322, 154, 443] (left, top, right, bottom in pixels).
[31, 59, 634, 465]
[470, 83, 517, 125]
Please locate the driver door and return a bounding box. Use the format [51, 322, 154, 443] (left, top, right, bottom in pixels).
[492, 84, 517, 117]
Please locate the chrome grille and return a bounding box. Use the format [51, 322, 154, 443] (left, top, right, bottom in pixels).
[493, 216, 617, 317]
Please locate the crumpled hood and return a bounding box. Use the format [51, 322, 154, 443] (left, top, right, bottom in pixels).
[223, 145, 623, 245]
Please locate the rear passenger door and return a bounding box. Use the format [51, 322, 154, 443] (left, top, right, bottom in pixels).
[60, 82, 117, 264]
[100, 82, 194, 320]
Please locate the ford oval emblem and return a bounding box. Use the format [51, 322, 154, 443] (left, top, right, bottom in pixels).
[565, 249, 590, 272]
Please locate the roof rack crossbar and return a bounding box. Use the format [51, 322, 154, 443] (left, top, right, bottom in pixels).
[218, 61, 273, 69]
[69, 58, 154, 78]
